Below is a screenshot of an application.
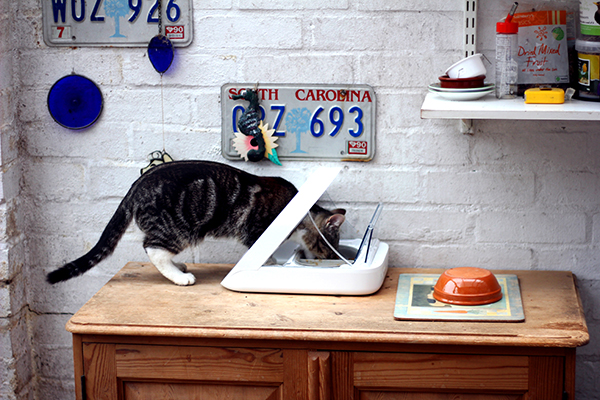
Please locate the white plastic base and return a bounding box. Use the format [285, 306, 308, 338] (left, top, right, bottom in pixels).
[221, 238, 389, 295]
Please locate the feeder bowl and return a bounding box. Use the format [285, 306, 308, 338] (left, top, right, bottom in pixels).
[438, 74, 486, 89]
[433, 267, 502, 306]
[445, 53, 487, 79]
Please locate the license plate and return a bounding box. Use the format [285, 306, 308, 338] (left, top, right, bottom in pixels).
[42, 0, 193, 47]
[221, 83, 376, 162]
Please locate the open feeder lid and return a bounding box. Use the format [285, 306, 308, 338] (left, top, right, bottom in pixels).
[221, 167, 341, 288]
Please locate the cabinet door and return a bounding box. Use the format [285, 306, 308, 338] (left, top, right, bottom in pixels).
[333, 352, 564, 400]
[81, 343, 308, 400]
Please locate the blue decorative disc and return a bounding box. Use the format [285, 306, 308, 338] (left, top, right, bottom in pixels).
[148, 35, 174, 73]
[47, 74, 103, 130]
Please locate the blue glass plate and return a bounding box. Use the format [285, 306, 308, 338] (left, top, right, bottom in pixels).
[47, 74, 103, 130]
[148, 35, 174, 73]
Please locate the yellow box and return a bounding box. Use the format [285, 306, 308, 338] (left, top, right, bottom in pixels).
[524, 88, 565, 104]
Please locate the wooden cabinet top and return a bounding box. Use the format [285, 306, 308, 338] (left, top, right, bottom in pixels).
[66, 263, 589, 348]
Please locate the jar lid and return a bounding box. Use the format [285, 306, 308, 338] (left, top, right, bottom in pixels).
[496, 21, 518, 34]
[576, 39, 600, 53]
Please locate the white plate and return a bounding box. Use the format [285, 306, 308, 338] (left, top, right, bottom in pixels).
[428, 83, 495, 93]
[428, 88, 494, 101]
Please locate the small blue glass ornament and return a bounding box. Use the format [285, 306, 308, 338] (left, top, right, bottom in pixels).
[148, 35, 174, 74]
[47, 74, 103, 130]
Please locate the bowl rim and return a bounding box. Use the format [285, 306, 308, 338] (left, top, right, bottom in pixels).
[438, 74, 486, 82]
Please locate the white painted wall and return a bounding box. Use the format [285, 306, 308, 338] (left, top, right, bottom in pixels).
[1, 0, 598, 398]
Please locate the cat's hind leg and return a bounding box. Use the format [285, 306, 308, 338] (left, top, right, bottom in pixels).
[146, 247, 196, 285]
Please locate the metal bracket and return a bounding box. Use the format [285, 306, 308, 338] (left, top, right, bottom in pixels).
[461, 0, 477, 134]
[464, 0, 478, 57]
[461, 119, 474, 135]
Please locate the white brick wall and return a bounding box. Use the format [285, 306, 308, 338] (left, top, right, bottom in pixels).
[2, 0, 599, 398]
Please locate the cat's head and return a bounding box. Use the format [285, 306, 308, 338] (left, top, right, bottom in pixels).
[297, 207, 346, 259]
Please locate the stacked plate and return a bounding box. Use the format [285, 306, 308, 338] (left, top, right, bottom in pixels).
[428, 82, 495, 101]
[429, 53, 494, 101]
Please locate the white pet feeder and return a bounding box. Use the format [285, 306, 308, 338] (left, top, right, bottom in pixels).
[221, 167, 389, 295]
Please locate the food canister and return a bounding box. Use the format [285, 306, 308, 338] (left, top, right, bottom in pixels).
[580, 0, 600, 39]
[576, 39, 600, 100]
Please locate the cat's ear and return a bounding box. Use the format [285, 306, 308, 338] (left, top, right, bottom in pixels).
[325, 213, 345, 230]
[331, 208, 346, 216]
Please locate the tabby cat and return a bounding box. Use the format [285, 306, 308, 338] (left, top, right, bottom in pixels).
[46, 161, 346, 286]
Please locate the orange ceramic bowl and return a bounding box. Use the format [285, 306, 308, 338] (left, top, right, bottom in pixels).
[433, 267, 502, 306]
[438, 74, 486, 89]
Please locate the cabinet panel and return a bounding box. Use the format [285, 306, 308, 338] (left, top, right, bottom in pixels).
[115, 345, 283, 383]
[123, 381, 281, 400]
[353, 352, 529, 392]
[83, 343, 118, 400]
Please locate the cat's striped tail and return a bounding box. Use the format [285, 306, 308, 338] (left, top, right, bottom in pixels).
[46, 197, 134, 284]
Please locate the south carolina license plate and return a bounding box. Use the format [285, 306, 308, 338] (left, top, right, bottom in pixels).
[221, 83, 376, 162]
[42, 0, 193, 47]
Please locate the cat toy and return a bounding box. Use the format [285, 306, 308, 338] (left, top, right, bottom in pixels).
[232, 87, 281, 166]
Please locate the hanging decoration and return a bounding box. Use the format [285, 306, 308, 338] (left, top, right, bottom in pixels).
[47, 74, 103, 130]
[141, 150, 174, 174]
[148, 35, 174, 74]
[147, 0, 174, 74]
[143, 0, 175, 174]
[231, 87, 281, 165]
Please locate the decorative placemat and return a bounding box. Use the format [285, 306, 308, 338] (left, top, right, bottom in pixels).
[394, 274, 524, 322]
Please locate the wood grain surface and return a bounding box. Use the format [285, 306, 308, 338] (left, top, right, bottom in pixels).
[67, 263, 589, 348]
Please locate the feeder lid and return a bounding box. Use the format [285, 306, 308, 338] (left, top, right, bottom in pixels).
[221, 167, 341, 286]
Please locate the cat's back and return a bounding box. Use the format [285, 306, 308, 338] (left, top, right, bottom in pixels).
[132, 160, 296, 201]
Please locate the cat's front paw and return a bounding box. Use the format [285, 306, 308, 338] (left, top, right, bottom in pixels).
[172, 272, 196, 286]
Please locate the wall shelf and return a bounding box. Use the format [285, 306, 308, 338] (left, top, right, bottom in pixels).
[421, 92, 600, 121]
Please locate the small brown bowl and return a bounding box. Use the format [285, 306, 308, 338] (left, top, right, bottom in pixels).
[433, 267, 502, 306]
[439, 74, 486, 89]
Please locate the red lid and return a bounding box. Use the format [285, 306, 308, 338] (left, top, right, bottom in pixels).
[497, 21, 518, 34]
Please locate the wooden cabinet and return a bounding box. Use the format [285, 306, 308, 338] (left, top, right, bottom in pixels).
[67, 263, 589, 400]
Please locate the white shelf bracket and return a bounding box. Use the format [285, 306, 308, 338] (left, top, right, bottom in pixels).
[460, 119, 474, 135]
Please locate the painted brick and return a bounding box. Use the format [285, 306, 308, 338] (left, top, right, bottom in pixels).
[326, 169, 419, 203]
[193, 16, 302, 50]
[476, 212, 587, 244]
[472, 129, 600, 171]
[123, 53, 238, 88]
[419, 244, 534, 270]
[576, 279, 600, 321]
[106, 87, 193, 125]
[86, 165, 140, 200]
[377, 93, 433, 130]
[356, 0, 462, 11]
[25, 122, 130, 160]
[403, 126, 473, 165]
[359, 53, 462, 88]
[423, 170, 535, 205]
[536, 248, 600, 281]
[23, 161, 85, 202]
[376, 209, 472, 242]
[239, 0, 348, 10]
[35, 346, 74, 380]
[539, 171, 600, 209]
[310, 14, 462, 51]
[241, 54, 355, 84]
[19, 50, 123, 88]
